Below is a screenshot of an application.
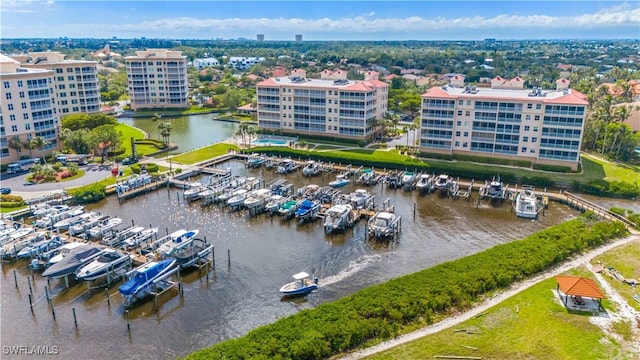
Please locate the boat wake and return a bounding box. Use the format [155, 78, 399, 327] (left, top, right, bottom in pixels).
[318, 254, 381, 287]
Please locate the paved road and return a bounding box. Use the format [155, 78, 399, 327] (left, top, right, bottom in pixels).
[1, 164, 113, 200]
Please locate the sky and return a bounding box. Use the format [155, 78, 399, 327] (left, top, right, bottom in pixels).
[1, 1, 639, 40]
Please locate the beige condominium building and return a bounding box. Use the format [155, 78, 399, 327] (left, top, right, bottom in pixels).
[1, 54, 60, 162]
[124, 49, 188, 110]
[256, 69, 388, 140]
[420, 76, 587, 170]
[19, 51, 101, 116]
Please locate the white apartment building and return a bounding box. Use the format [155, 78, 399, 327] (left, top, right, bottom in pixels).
[420, 76, 587, 170]
[256, 70, 388, 140]
[124, 49, 188, 110]
[191, 57, 219, 69]
[1, 54, 60, 162]
[228, 57, 265, 71]
[19, 51, 101, 116]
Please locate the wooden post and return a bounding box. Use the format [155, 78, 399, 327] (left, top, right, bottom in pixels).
[126, 309, 130, 332]
[212, 246, 215, 268]
[72, 307, 78, 328]
[44, 285, 50, 301]
[27, 276, 33, 295]
[105, 288, 110, 307]
[413, 202, 416, 221]
[49, 300, 56, 320]
[28, 294, 33, 313]
[13, 270, 18, 288]
[227, 249, 231, 268]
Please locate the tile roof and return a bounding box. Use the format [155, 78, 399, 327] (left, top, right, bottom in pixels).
[555, 276, 606, 299]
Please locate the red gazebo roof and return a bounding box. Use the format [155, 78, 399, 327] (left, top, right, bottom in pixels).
[555, 276, 606, 299]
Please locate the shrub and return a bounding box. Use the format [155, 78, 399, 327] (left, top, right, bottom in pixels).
[532, 164, 573, 173]
[0, 201, 25, 208]
[575, 180, 639, 199]
[174, 168, 182, 174]
[52, 162, 62, 171]
[130, 164, 141, 174]
[145, 163, 159, 173]
[68, 184, 106, 204]
[0, 194, 24, 203]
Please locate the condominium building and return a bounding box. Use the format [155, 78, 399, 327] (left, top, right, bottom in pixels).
[19, 51, 101, 115]
[228, 57, 265, 71]
[419, 76, 587, 170]
[124, 49, 188, 110]
[256, 70, 388, 139]
[1, 54, 60, 161]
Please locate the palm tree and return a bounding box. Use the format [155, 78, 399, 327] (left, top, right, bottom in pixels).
[151, 113, 162, 139]
[30, 136, 48, 165]
[158, 121, 172, 145]
[7, 136, 22, 156]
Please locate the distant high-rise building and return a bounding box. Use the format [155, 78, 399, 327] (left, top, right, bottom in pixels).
[0, 54, 60, 162]
[295, 34, 303, 42]
[124, 49, 188, 110]
[257, 34, 265, 42]
[19, 51, 101, 116]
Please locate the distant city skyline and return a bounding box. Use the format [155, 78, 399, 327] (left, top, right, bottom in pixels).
[1, 1, 639, 40]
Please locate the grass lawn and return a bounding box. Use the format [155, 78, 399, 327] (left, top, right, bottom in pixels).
[582, 153, 640, 184]
[113, 123, 160, 157]
[169, 143, 238, 165]
[592, 239, 640, 312]
[367, 273, 628, 360]
[0, 205, 27, 213]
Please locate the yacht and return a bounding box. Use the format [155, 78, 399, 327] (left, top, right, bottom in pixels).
[368, 212, 401, 239]
[514, 186, 540, 219]
[349, 189, 375, 210]
[157, 229, 199, 257]
[227, 189, 250, 208]
[243, 188, 272, 209]
[75, 249, 132, 281]
[323, 204, 355, 234]
[434, 174, 452, 191]
[88, 217, 123, 238]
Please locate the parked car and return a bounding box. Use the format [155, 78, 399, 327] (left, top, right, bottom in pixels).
[0, 188, 11, 195]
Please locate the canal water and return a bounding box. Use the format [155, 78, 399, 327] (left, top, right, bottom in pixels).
[118, 114, 239, 154]
[1, 160, 578, 359]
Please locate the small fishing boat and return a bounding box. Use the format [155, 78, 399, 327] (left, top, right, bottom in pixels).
[227, 189, 250, 208]
[69, 214, 110, 236]
[244, 188, 272, 209]
[173, 238, 213, 268]
[270, 179, 294, 197]
[75, 249, 132, 281]
[183, 182, 207, 201]
[102, 225, 145, 247]
[0, 227, 34, 247]
[434, 174, 452, 191]
[119, 258, 177, 304]
[514, 186, 540, 219]
[246, 153, 266, 168]
[357, 168, 376, 185]
[17, 234, 66, 259]
[295, 199, 321, 222]
[276, 159, 296, 174]
[123, 227, 158, 250]
[33, 204, 69, 218]
[368, 212, 401, 239]
[385, 171, 403, 189]
[88, 217, 123, 238]
[486, 177, 505, 199]
[0, 231, 47, 259]
[265, 195, 287, 214]
[35, 206, 84, 229]
[401, 171, 416, 186]
[278, 199, 300, 218]
[302, 160, 322, 177]
[279, 272, 318, 296]
[42, 245, 104, 279]
[349, 189, 375, 210]
[157, 229, 199, 257]
[328, 173, 350, 188]
[415, 174, 434, 192]
[323, 204, 355, 234]
[53, 211, 97, 231]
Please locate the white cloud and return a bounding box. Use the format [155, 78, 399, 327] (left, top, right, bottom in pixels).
[89, 3, 639, 35]
[0, 0, 55, 13]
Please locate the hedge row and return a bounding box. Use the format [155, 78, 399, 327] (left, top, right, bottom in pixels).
[0, 201, 24, 208]
[187, 217, 626, 360]
[419, 151, 532, 168]
[574, 180, 640, 199]
[134, 139, 168, 149]
[532, 163, 573, 173]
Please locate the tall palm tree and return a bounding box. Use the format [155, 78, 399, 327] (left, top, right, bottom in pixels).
[158, 121, 172, 145]
[30, 136, 48, 165]
[235, 122, 252, 148]
[151, 113, 162, 139]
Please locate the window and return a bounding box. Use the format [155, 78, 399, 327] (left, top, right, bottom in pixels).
[458, 100, 463, 105]
[56, 69, 63, 74]
[17, 80, 23, 87]
[11, 125, 18, 132]
[68, 76, 74, 81]
[66, 68, 73, 73]
[7, 104, 13, 110]
[19, 91, 24, 98]
[530, 149, 535, 153]
[57, 76, 64, 81]
[3, 81, 10, 88]
[21, 102, 26, 109]
[465, 111, 470, 116]
[456, 121, 462, 126]
[536, 104, 541, 110]
[524, 126, 530, 131]
[523, 136, 528, 142]
[467, 100, 472, 105]
[25, 123, 31, 130]
[5, 93, 11, 100]
[525, 115, 531, 120]
[23, 113, 29, 120]
[455, 131, 461, 136]
[532, 137, 537, 143]
[457, 110, 463, 116]
[533, 126, 539, 132]
[463, 142, 468, 148]
[527, 104, 532, 109]
[463, 131, 469, 137]
[58, 84, 66, 90]
[521, 147, 527, 153]
[455, 141, 460, 146]
[534, 115, 540, 121]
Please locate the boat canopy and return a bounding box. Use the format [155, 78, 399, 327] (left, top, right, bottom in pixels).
[293, 272, 310, 280]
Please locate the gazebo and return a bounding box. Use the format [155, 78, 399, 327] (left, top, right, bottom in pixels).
[555, 275, 606, 312]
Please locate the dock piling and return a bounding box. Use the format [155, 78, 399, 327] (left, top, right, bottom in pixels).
[227, 249, 231, 268]
[126, 310, 130, 332]
[28, 294, 33, 313]
[13, 270, 18, 288]
[44, 285, 50, 301]
[27, 276, 33, 296]
[49, 299, 56, 320]
[105, 289, 111, 307]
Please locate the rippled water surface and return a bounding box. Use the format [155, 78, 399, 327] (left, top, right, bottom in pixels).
[1, 161, 580, 359]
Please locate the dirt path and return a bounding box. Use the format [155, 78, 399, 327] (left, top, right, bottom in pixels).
[339, 233, 640, 360]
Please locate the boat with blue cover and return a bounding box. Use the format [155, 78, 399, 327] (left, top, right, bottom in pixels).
[119, 258, 177, 304]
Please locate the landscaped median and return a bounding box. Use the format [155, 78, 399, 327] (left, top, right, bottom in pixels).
[246, 147, 640, 199]
[186, 217, 626, 360]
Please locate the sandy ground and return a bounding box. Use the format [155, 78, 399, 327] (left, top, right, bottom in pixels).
[340, 233, 640, 359]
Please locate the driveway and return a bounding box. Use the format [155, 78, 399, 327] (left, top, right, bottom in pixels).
[1, 164, 113, 200]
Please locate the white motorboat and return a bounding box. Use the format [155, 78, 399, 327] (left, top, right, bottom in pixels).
[349, 189, 375, 210]
[323, 204, 354, 234]
[486, 178, 505, 199]
[302, 160, 321, 177]
[75, 249, 132, 281]
[45, 242, 89, 267]
[246, 154, 266, 168]
[157, 229, 199, 257]
[401, 171, 416, 185]
[227, 189, 250, 208]
[53, 211, 96, 231]
[277, 159, 296, 174]
[33, 204, 69, 218]
[434, 174, 452, 191]
[35, 206, 84, 228]
[102, 225, 145, 247]
[368, 211, 401, 239]
[265, 195, 287, 213]
[514, 186, 540, 219]
[0, 231, 46, 259]
[279, 272, 318, 296]
[415, 174, 434, 192]
[357, 168, 376, 185]
[88, 217, 123, 238]
[0, 227, 35, 247]
[123, 227, 158, 250]
[184, 182, 207, 201]
[17, 235, 66, 259]
[243, 188, 272, 209]
[69, 214, 110, 236]
[328, 173, 350, 188]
